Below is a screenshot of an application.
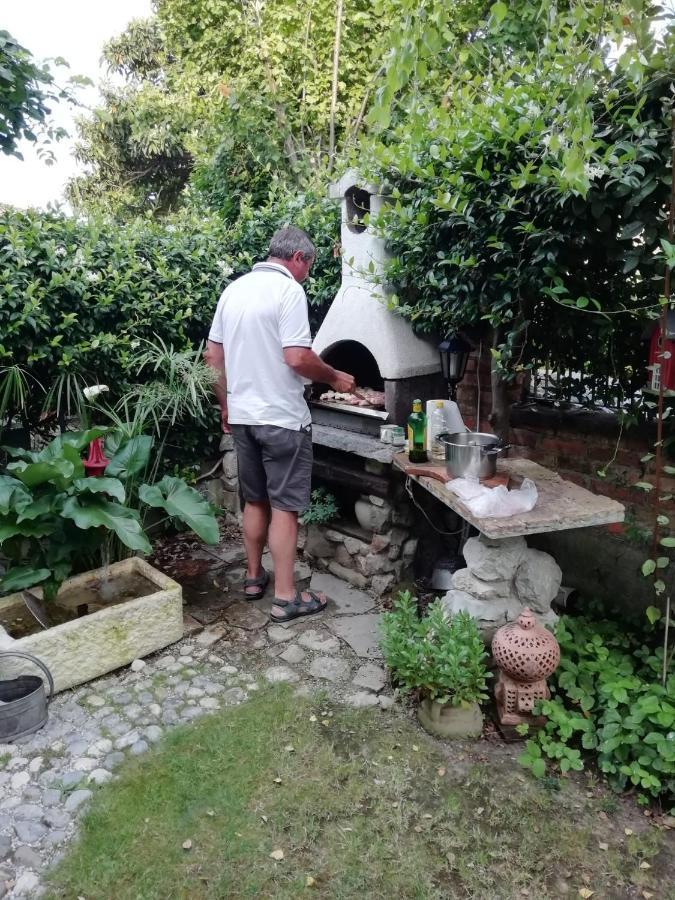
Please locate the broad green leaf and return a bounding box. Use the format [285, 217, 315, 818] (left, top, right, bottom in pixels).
[16, 495, 53, 522]
[139, 476, 219, 544]
[660, 238, 675, 269]
[61, 496, 151, 554]
[106, 436, 153, 481]
[0, 474, 32, 515]
[619, 221, 643, 240]
[41, 428, 107, 459]
[641, 559, 656, 577]
[0, 520, 55, 541]
[490, 1, 508, 24]
[0, 566, 51, 593]
[646, 606, 662, 625]
[660, 537, 675, 548]
[1, 446, 37, 462]
[656, 557, 669, 568]
[6, 458, 74, 490]
[530, 757, 546, 778]
[657, 515, 670, 526]
[73, 477, 125, 503]
[634, 481, 654, 491]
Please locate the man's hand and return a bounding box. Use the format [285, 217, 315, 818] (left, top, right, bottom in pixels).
[330, 370, 356, 394]
[220, 407, 231, 434]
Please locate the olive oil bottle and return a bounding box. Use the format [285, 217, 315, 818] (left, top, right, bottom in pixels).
[407, 399, 428, 463]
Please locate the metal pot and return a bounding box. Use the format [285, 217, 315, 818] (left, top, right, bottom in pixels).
[438, 431, 510, 480]
[0, 651, 54, 743]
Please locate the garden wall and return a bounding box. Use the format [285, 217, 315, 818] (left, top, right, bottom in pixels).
[457, 349, 672, 615]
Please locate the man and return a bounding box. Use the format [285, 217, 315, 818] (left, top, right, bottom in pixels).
[205, 225, 355, 623]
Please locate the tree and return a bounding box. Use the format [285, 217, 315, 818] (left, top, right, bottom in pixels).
[68, 0, 390, 218]
[0, 30, 70, 162]
[360, 0, 675, 437]
[67, 19, 194, 218]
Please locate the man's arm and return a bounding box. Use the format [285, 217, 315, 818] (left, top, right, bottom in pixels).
[283, 347, 355, 394]
[204, 339, 230, 433]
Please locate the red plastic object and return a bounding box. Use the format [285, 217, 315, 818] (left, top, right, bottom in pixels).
[648, 323, 675, 391]
[83, 437, 109, 477]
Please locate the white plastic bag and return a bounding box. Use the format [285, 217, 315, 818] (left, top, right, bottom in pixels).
[446, 477, 538, 518]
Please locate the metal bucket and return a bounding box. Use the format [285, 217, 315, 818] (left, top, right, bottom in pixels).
[0, 651, 54, 743]
[438, 431, 510, 480]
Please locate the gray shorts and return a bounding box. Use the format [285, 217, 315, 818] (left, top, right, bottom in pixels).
[230, 424, 313, 513]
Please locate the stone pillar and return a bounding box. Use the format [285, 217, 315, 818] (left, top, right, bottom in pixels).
[198, 433, 242, 523]
[440, 534, 561, 639]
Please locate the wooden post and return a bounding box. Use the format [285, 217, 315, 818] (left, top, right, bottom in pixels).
[328, 0, 345, 171]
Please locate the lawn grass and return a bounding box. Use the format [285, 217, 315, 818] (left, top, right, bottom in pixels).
[45, 687, 670, 900]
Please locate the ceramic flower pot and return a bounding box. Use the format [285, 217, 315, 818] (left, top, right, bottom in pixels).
[417, 697, 483, 739]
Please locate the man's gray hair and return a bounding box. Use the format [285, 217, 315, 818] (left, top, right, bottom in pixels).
[268, 225, 315, 262]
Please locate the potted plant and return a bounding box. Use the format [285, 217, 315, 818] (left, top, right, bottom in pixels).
[380, 592, 490, 739]
[0, 427, 220, 691]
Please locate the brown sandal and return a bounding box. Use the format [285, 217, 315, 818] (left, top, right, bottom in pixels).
[270, 590, 327, 623]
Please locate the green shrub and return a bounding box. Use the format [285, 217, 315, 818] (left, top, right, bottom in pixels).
[519, 615, 675, 807]
[0, 208, 226, 422]
[0, 187, 340, 463]
[380, 592, 490, 706]
[300, 488, 339, 526]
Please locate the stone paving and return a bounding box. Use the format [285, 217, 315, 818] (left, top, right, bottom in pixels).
[0, 568, 389, 897]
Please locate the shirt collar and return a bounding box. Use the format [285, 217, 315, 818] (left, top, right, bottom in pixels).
[252, 262, 293, 279]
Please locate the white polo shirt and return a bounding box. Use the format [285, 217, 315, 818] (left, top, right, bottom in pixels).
[208, 262, 312, 430]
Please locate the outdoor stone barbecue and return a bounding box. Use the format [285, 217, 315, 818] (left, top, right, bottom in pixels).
[199, 173, 625, 614]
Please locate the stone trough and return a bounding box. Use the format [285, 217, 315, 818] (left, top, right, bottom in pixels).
[0, 558, 183, 693]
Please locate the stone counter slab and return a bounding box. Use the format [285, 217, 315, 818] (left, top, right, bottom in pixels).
[393, 454, 624, 539]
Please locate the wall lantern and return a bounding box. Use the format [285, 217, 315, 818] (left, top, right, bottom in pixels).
[438, 335, 472, 400]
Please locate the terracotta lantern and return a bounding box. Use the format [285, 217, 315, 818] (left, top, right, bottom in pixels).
[491, 607, 560, 726]
[83, 437, 110, 477]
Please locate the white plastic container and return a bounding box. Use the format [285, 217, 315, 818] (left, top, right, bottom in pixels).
[425, 400, 466, 452]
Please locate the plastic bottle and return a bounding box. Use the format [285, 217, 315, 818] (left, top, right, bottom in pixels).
[407, 399, 428, 463]
[430, 400, 447, 461]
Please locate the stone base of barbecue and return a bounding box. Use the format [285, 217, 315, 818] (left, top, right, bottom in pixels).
[302, 504, 417, 597]
[197, 431, 419, 596]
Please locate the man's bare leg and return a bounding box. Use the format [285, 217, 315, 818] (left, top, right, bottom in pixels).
[243, 500, 271, 596]
[268, 508, 326, 614]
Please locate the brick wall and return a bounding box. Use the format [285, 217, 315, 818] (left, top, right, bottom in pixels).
[456, 347, 667, 533]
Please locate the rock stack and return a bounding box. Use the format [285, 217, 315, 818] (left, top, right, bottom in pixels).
[441, 534, 561, 638]
[302, 494, 417, 597]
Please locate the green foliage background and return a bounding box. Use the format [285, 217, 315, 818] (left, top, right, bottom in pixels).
[68, 0, 386, 219]
[0, 29, 74, 163]
[0, 187, 340, 448]
[362, 0, 674, 388]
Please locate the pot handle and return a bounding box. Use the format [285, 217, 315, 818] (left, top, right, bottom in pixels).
[0, 651, 54, 700]
[485, 443, 512, 455]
